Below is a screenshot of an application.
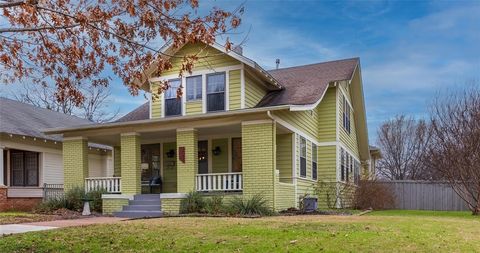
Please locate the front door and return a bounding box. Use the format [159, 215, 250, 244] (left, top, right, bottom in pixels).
[141, 144, 161, 193]
[198, 140, 208, 174]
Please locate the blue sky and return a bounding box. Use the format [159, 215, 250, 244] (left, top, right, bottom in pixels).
[111, 0, 480, 143]
[5, 0, 478, 143]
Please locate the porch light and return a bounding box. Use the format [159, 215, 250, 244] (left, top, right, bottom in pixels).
[166, 149, 175, 158]
[212, 146, 221, 156]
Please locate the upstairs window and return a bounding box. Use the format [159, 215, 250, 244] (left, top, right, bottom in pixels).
[312, 144, 317, 180]
[186, 75, 202, 101]
[165, 79, 182, 116]
[300, 137, 307, 178]
[206, 72, 225, 112]
[342, 95, 351, 134]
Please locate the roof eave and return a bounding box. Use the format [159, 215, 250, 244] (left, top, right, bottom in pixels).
[43, 105, 291, 135]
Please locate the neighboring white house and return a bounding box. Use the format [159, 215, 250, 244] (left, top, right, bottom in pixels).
[0, 97, 112, 211]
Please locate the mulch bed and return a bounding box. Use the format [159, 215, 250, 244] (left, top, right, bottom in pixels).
[0, 209, 104, 225]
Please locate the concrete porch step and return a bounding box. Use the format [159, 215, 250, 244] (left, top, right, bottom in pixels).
[113, 210, 163, 218]
[133, 194, 161, 201]
[123, 205, 161, 211]
[129, 200, 161, 205]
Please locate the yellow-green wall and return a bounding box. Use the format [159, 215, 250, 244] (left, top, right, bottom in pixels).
[338, 82, 360, 158]
[245, 72, 267, 108]
[211, 138, 228, 173]
[276, 133, 293, 183]
[162, 142, 177, 193]
[186, 101, 202, 115]
[229, 69, 241, 110]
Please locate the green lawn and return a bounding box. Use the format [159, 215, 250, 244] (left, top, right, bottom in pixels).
[1, 211, 479, 252]
[0, 212, 53, 225]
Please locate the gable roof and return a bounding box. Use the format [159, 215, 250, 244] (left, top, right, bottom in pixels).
[117, 57, 359, 122]
[139, 41, 283, 91]
[258, 58, 358, 107]
[0, 97, 92, 141]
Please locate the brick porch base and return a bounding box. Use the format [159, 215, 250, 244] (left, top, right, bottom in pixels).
[0, 187, 42, 211]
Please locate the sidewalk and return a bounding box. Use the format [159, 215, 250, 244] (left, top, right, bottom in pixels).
[0, 217, 126, 235]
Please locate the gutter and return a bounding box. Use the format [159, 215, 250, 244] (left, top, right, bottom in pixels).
[43, 105, 291, 135]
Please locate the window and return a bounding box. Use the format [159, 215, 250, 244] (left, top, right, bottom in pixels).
[206, 72, 225, 112]
[312, 144, 317, 180]
[340, 147, 360, 184]
[342, 95, 351, 134]
[165, 79, 182, 116]
[300, 137, 306, 178]
[186, 75, 202, 101]
[354, 160, 360, 185]
[10, 150, 39, 186]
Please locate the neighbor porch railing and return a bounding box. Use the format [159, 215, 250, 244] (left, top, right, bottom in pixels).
[196, 172, 243, 192]
[85, 177, 121, 193]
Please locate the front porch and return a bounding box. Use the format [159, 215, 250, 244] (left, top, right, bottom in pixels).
[61, 117, 296, 214]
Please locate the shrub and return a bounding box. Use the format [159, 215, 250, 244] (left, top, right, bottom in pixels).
[353, 180, 396, 210]
[203, 195, 225, 215]
[229, 194, 272, 216]
[36, 187, 106, 213]
[35, 197, 67, 213]
[86, 188, 107, 213]
[64, 187, 85, 212]
[180, 191, 205, 214]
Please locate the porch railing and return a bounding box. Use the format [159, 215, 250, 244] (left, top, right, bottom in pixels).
[196, 172, 243, 192]
[85, 177, 121, 193]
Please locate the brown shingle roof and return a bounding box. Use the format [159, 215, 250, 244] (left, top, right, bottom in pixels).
[258, 58, 359, 107]
[116, 58, 359, 122]
[115, 102, 149, 122]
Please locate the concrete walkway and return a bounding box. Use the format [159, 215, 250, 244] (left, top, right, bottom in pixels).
[0, 217, 126, 236]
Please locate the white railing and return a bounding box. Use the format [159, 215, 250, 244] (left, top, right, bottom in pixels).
[196, 172, 243, 192]
[85, 177, 121, 193]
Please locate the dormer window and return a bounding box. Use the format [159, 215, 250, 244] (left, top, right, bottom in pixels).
[165, 78, 182, 116]
[186, 75, 202, 101]
[206, 72, 226, 112]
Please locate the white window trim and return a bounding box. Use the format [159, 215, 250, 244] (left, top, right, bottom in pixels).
[299, 136, 307, 178]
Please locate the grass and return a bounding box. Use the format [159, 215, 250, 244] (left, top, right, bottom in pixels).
[1, 211, 479, 252]
[0, 212, 51, 225]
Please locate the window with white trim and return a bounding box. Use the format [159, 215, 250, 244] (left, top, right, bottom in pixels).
[342, 95, 351, 134]
[340, 147, 360, 184]
[206, 72, 226, 112]
[186, 75, 202, 101]
[300, 136, 307, 178]
[165, 78, 182, 116]
[312, 144, 317, 180]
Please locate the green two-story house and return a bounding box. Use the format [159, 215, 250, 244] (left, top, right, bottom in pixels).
[45, 42, 371, 217]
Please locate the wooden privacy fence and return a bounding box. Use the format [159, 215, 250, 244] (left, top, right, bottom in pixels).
[378, 180, 469, 211]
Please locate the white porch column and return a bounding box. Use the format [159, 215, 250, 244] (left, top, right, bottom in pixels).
[0, 147, 4, 186]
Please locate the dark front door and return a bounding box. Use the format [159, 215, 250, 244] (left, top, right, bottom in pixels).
[141, 144, 161, 193]
[198, 140, 208, 174]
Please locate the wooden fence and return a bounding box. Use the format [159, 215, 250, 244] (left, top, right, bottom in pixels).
[378, 180, 469, 211]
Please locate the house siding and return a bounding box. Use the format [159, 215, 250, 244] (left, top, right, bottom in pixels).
[245, 72, 267, 108]
[151, 82, 162, 119]
[211, 138, 228, 173]
[185, 101, 202, 115]
[275, 109, 319, 141]
[160, 43, 240, 76]
[276, 133, 293, 183]
[318, 88, 337, 142]
[338, 82, 360, 158]
[229, 69, 241, 110]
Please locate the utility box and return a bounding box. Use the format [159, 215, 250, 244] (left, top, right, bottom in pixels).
[303, 197, 318, 212]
